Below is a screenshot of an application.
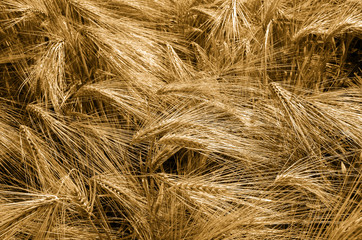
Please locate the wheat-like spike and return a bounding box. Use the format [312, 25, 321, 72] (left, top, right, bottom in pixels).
[25, 103, 76, 141]
[19, 124, 49, 188]
[157, 173, 229, 195]
[274, 172, 334, 208]
[157, 84, 249, 125]
[0, 194, 59, 237]
[175, 181, 229, 195]
[158, 134, 207, 149]
[156, 80, 223, 100]
[94, 174, 153, 239]
[56, 173, 108, 239]
[132, 101, 238, 143]
[67, 189, 107, 240]
[157, 173, 278, 217]
[76, 83, 150, 120]
[6, 194, 59, 206]
[19, 125, 39, 159]
[157, 83, 207, 95]
[166, 43, 194, 81]
[149, 145, 181, 171]
[95, 177, 123, 197]
[69, 189, 92, 216]
[94, 174, 144, 204]
[270, 82, 361, 157]
[26, 103, 56, 125]
[133, 117, 204, 142]
[269, 82, 317, 150]
[269, 82, 298, 114]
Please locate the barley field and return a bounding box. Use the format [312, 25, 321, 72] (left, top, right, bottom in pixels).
[0, 0, 361, 239]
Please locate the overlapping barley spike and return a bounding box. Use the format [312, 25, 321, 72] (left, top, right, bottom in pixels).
[0, 194, 59, 238]
[19, 124, 51, 188]
[149, 144, 181, 171]
[76, 82, 150, 120]
[268, 82, 353, 155]
[158, 133, 207, 149]
[133, 116, 205, 142]
[69, 188, 92, 216]
[19, 124, 40, 159]
[94, 174, 153, 239]
[26, 103, 57, 126]
[157, 173, 229, 195]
